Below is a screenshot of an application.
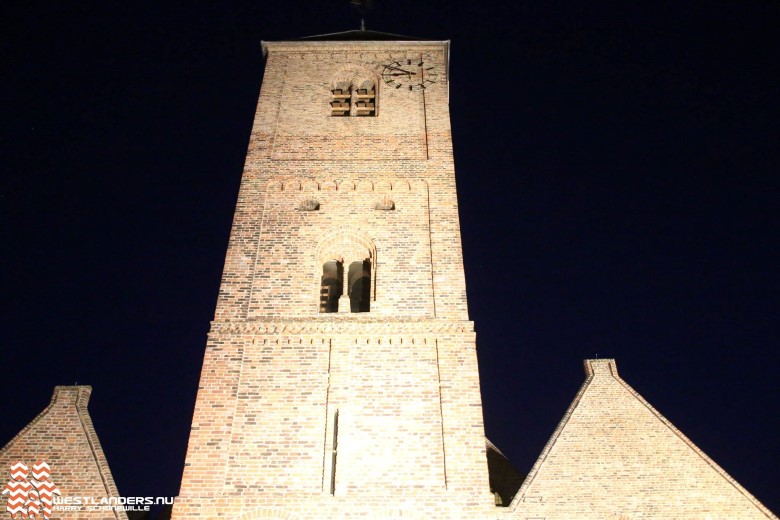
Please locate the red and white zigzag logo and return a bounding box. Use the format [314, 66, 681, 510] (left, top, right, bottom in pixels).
[2, 461, 60, 520]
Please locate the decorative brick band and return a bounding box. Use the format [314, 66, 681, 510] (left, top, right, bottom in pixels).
[209, 318, 474, 335]
[262, 41, 449, 55]
[265, 176, 428, 193]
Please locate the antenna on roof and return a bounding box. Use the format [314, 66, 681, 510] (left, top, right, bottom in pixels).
[350, 0, 374, 28]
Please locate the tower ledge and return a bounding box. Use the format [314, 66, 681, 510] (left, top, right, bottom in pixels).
[209, 317, 475, 335]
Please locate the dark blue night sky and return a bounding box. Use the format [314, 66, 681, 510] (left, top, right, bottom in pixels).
[4, 1, 779, 516]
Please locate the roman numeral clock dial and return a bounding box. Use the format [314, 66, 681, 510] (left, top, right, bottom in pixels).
[381, 56, 439, 91]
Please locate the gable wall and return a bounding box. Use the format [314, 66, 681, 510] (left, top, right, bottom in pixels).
[512, 360, 777, 519]
[0, 386, 127, 520]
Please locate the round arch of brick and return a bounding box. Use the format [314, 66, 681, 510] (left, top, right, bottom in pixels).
[330, 65, 381, 117]
[315, 225, 378, 301]
[316, 226, 378, 267]
[330, 65, 380, 92]
[235, 509, 296, 519]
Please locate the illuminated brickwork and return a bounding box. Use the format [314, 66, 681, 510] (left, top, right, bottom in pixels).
[513, 360, 777, 520]
[0, 387, 128, 520]
[173, 38, 495, 519]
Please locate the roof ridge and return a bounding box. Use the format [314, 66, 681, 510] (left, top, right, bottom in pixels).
[73, 390, 125, 519]
[294, 28, 430, 41]
[509, 361, 597, 509]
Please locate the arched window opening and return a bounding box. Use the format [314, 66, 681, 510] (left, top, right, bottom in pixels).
[348, 260, 371, 313]
[316, 227, 376, 314]
[320, 260, 343, 313]
[330, 78, 376, 117]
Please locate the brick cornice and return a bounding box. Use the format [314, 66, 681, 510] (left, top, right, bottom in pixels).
[262, 41, 448, 54]
[209, 317, 474, 335]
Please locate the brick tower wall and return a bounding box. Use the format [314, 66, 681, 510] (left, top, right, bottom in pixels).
[173, 41, 495, 519]
[212, 42, 469, 322]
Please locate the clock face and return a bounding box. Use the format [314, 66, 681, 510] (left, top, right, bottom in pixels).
[381, 57, 439, 91]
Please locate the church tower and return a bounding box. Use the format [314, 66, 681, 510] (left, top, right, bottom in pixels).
[172, 32, 497, 519]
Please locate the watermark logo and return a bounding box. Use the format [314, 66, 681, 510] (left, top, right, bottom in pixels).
[2, 461, 174, 516]
[2, 461, 60, 520]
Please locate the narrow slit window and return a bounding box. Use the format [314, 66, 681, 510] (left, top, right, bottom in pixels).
[330, 410, 339, 495]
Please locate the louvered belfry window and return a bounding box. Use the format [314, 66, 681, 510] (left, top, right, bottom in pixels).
[330, 88, 351, 116]
[354, 88, 376, 116]
[330, 81, 376, 117]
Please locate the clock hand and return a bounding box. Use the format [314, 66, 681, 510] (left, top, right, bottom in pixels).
[387, 72, 416, 76]
[385, 65, 415, 74]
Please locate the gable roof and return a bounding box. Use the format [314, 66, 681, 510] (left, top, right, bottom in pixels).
[511, 359, 777, 519]
[296, 28, 427, 41]
[0, 386, 128, 520]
